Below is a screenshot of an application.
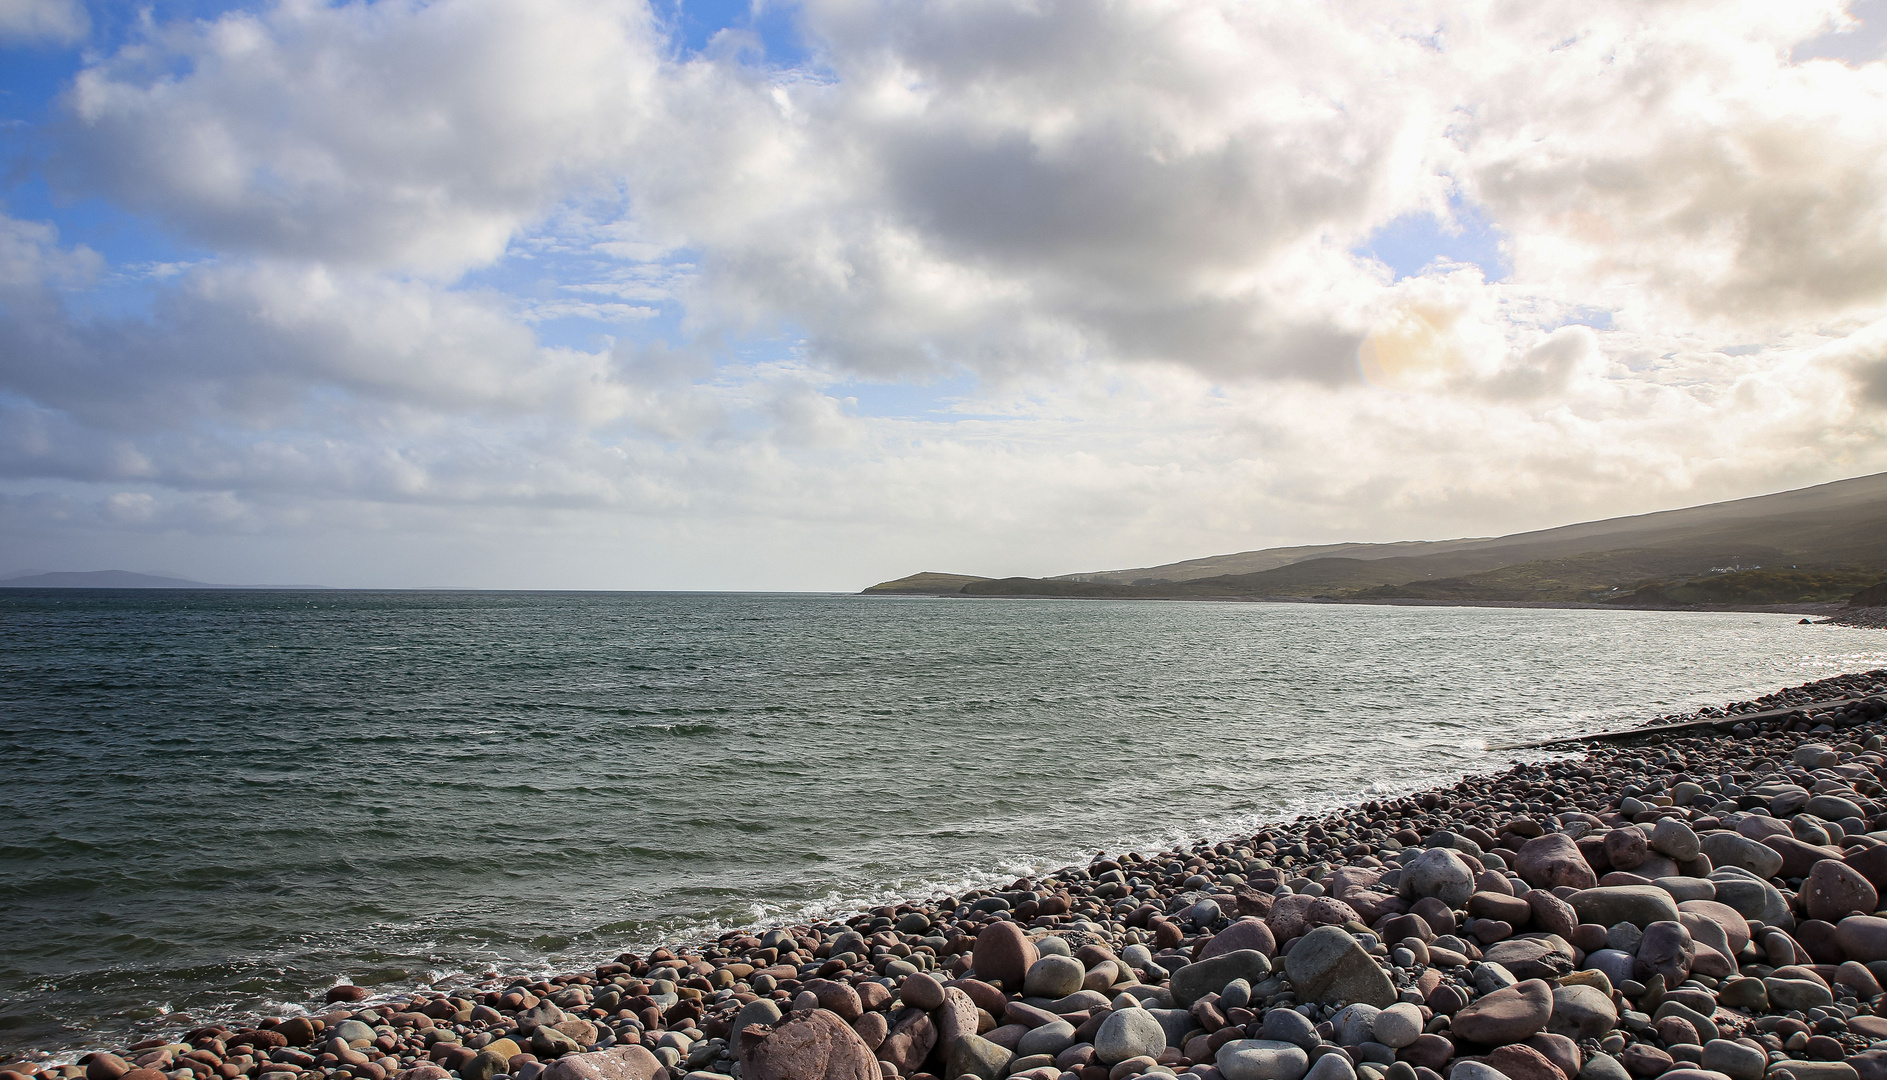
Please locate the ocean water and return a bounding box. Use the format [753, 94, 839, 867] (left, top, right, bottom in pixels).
[2, 589, 1884, 1054]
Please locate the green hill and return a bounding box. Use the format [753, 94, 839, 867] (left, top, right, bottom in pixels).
[860, 572, 993, 595]
[866, 472, 1887, 607]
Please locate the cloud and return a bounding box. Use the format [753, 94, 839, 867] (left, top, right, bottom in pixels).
[8, 0, 1887, 586]
[53, 0, 663, 273]
[0, 0, 86, 43]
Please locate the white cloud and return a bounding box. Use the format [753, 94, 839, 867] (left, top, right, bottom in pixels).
[7, 0, 1887, 586]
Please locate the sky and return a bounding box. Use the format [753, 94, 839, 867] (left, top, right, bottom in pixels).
[1, 0, 1886, 589]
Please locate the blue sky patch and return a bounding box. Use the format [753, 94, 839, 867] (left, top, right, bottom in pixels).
[1358, 195, 1511, 282]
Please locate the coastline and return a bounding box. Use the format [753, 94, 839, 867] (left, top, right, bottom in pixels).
[862, 592, 1854, 618]
[15, 669, 1887, 1080]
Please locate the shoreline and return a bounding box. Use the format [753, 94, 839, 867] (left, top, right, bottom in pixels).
[15, 670, 1887, 1080]
[864, 593, 1855, 618]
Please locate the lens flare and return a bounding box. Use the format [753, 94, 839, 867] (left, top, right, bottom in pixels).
[1358, 303, 1467, 389]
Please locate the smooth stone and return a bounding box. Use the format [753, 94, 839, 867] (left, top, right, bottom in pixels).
[1515, 834, 1600, 892]
[1700, 833, 1785, 879]
[1307, 1053, 1360, 1080]
[876, 1010, 936, 1073]
[1401, 849, 1476, 908]
[1716, 976, 1768, 1010]
[1808, 795, 1866, 822]
[1373, 1004, 1423, 1049]
[1654, 877, 1716, 902]
[1653, 820, 1703, 862]
[934, 986, 980, 1047]
[1094, 1009, 1167, 1065]
[1015, 1021, 1077, 1059]
[1484, 1043, 1569, 1080]
[1837, 916, 1887, 962]
[1549, 984, 1618, 1041]
[539, 1048, 662, 1080]
[1024, 956, 1086, 999]
[1449, 1063, 1508, 1080]
[1332, 1004, 1383, 1047]
[463, 1051, 513, 1080]
[899, 973, 944, 1011]
[1261, 1008, 1321, 1052]
[1286, 926, 1397, 1008]
[1637, 921, 1698, 984]
[944, 1034, 1013, 1080]
[1203, 919, 1281, 960]
[1527, 892, 1579, 940]
[1804, 862, 1879, 923]
[1172, 950, 1274, 1007]
[1699, 1040, 1765, 1080]
[1584, 948, 1636, 990]
[739, 1009, 878, 1080]
[334, 1021, 378, 1045]
[1679, 900, 1753, 954]
[1768, 1065, 1859, 1080]
[1451, 979, 1553, 1045]
[973, 922, 1040, 991]
[1652, 1000, 1719, 1044]
[1524, 1034, 1582, 1080]
[1764, 977, 1835, 1010]
[1579, 1054, 1631, 1080]
[1473, 962, 1518, 994]
[1606, 830, 1650, 872]
[1218, 1040, 1312, 1080]
[1604, 922, 1642, 953]
[1568, 887, 1680, 928]
[1481, 936, 1575, 981]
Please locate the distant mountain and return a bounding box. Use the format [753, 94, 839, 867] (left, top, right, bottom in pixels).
[862, 572, 994, 594]
[865, 471, 1887, 607]
[0, 570, 223, 588]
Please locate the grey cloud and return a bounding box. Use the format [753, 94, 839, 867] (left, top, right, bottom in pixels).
[0, 0, 86, 43]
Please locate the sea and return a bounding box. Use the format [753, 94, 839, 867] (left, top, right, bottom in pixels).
[2, 588, 1884, 1055]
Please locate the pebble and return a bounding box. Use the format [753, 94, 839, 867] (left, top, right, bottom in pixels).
[1218, 1040, 1312, 1080]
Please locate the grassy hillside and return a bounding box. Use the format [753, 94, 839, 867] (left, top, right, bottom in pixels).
[864, 471, 1887, 607]
[860, 572, 993, 594]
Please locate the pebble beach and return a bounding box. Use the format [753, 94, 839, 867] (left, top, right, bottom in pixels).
[19, 668, 1887, 1080]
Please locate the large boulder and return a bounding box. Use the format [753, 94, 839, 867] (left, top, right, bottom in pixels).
[1637, 921, 1697, 985]
[1803, 861, 1879, 922]
[1218, 1041, 1312, 1080]
[1699, 833, 1784, 880]
[1836, 916, 1887, 963]
[934, 986, 980, 1046]
[1677, 900, 1752, 954]
[1094, 1009, 1167, 1066]
[739, 1009, 880, 1080]
[1548, 985, 1618, 1041]
[1515, 834, 1598, 892]
[1172, 949, 1274, 1006]
[1402, 848, 1477, 908]
[1202, 918, 1278, 960]
[540, 1047, 662, 1080]
[972, 921, 1039, 990]
[875, 1010, 936, 1074]
[1481, 936, 1575, 981]
[1526, 891, 1578, 939]
[1452, 979, 1554, 1045]
[1650, 820, 1701, 862]
[1567, 886, 1679, 928]
[1761, 836, 1843, 879]
[1285, 926, 1397, 1008]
